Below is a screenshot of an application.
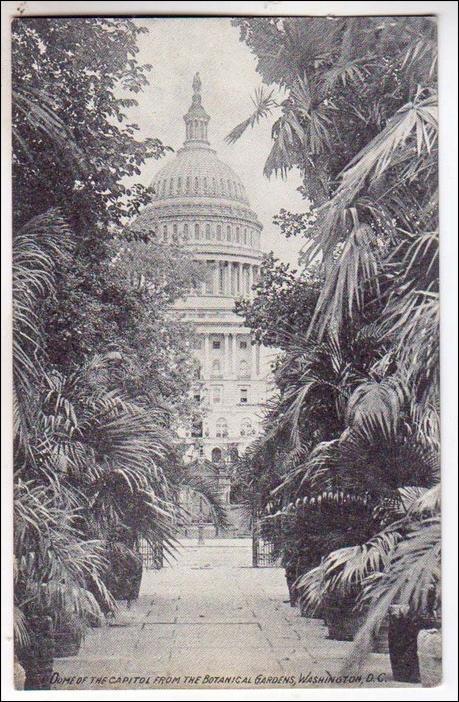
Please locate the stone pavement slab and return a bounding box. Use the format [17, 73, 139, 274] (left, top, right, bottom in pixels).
[51, 538, 408, 691]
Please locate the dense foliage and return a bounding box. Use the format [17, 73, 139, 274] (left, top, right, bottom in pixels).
[230, 16, 439, 667]
[12, 18, 221, 675]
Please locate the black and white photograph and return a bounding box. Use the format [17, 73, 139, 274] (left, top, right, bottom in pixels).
[2, 1, 457, 697]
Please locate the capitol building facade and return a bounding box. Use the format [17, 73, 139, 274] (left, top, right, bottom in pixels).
[136, 75, 272, 527]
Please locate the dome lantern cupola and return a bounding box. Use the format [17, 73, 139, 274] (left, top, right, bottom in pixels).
[183, 72, 210, 146]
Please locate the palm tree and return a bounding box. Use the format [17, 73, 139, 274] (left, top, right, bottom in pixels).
[229, 18, 439, 644]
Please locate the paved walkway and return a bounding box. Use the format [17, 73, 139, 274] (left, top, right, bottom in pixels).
[51, 539, 397, 690]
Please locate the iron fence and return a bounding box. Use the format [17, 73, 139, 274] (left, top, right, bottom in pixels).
[137, 539, 164, 570]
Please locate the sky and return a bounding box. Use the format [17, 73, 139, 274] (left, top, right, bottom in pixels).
[126, 17, 306, 267]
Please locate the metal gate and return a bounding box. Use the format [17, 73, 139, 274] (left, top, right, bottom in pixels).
[138, 539, 163, 570]
[252, 519, 281, 568]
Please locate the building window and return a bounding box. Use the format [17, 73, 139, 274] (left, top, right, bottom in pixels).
[235, 227, 240, 243]
[212, 178, 217, 193]
[162, 224, 168, 242]
[243, 228, 247, 245]
[239, 360, 249, 378]
[240, 418, 253, 437]
[218, 264, 225, 293]
[206, 223, 211, 240]
[183, 223, 189, 239]
[240, 340, 248, 349]
[177, 177, 182, 193]
[212, 386, 222, 404]
[191, 418, 203, 438]
[216, 418, 228, 439]
[203, 177, 208, 192]
[226, 225, 232, 242]
[212, 446, 223, 462]
[227, 180, 232, 195]
[186, 176, 191, 193]
[221, 179, 225, 194]
[240, 388, 248, 404]
[211, 359, 221, 377]
[212, 340, 221, 350]
[216, 225, 222, 241]
[173, 224, 178, 242]
[169, 178, 174, 194]
[194, 177, 199, 193]
[194, 223, 200, 240]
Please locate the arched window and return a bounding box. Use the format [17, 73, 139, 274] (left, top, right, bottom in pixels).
[240, 418, 253, 437]
[173, 224, 178, 242]
[206, 223, 211, 240]
[243, 228, 247, 245]
[186, 176, 191, 193]
[162, 224, 168, 242]
[203, 177, 208, 192]
[212, 178, 217, 194]
[216, 225, 222, 241]
[212, 386, 222, 404]
[211, 359, 221, 377]
[226, 225, 232, 242]
[161, 180, 166, 197]
[235, 227, 240, 243]
[177, 177, 182, 193]
[212, 447, 223, 463]
[194, 176, 199, 193]
[169, 178, 174, 194]
[239, 359, 249, 378]
[183, 223, 189, 239]
[216, 418, 228, 438]
[194, 223, 200, 240]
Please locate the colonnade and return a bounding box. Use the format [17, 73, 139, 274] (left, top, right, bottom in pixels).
[198, 260, 259, 296]
[201, 331, 261, 380]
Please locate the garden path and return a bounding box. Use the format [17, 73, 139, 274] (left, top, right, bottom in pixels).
[51, 538, 398, 690]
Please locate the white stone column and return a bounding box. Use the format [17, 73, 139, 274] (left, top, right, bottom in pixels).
[251, 341, 257, 379]
[249, 265, 254, 297]
[223, 333, 229, 376]
[229, 334, 235, 377]
[212, 261, 219, 294]
[204, 334, 210, 379]
[244, 265, 250, 295]
[225, 262, 230, 296]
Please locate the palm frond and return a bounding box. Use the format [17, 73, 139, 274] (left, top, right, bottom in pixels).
[344, 516, 440, 672]
[225, 87, 278, 144]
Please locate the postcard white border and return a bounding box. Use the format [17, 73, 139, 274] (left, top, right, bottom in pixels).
[2, 2, 457, 701]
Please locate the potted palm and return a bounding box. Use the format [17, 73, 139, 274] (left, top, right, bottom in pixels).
[341, 488, 441, 684]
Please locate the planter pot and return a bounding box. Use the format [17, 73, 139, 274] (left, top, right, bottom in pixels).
[324, 604, 365, 641]
[285, 573, 298, 607]
[372, 617, 390, 654]
[417, 628, 441, 687]
[14, 655, 26, 690]
[18, 614, 54, 690]
[106, 548, 143, 602]
[388, 607, 420, 683]
[53, 623, 83, 658]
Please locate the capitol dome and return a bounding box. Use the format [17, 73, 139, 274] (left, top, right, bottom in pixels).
[134, 72, 262, 256]
[137, 74, 270, 524]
